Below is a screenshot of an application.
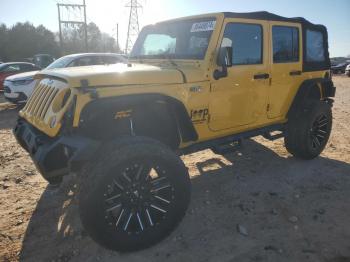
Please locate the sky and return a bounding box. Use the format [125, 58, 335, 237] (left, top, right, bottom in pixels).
[0, 0, 349, 57]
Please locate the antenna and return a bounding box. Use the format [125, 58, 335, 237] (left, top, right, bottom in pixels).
[125, 0, 142, 54]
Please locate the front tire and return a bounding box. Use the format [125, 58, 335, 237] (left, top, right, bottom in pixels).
[285, 101, 332, 159]
[78, 136, 191, 252]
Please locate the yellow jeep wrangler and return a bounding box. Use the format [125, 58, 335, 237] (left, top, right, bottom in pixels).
[14, 12, 335, 251]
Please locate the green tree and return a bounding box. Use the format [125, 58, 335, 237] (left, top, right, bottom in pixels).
[0, 23, 9, 61]
[0, 22, 59, 62]
[61, 22, 120, 54]
[0, 21, 120, 61]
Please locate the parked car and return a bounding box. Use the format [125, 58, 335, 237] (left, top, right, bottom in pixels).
[331, 62, 349, 74]
[33, 54, 55, 69]
[0, 62, 40, 91]
[346, 64, 350, 77]
[4, 53, 127, 104]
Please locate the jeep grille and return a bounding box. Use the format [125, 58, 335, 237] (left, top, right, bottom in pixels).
[22, 81, 59, 120]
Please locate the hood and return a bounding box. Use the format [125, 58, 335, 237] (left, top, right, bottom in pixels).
[37, 63, 206, 87]
[6, 71, 39, 81]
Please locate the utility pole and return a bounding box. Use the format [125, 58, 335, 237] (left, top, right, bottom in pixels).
[57, 4, 63, 52]
[125, 0, 142, 54]
[113, 23, 120, 52]
[116, 23, 119, 52]
[57, 1, 88, 54]
[83, 0, 88, 52]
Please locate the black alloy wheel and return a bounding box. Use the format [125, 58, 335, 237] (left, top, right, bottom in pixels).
[104, 162, 175, 235]
[78, 136, 191, 252]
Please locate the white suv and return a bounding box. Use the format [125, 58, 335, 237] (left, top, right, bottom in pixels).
[346, 64, 350, 77]
[4, 53, 127, 104]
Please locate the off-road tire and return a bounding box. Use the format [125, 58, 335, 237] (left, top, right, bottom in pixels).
[78, 136, 191, 252]
[285, 101, 332, 159]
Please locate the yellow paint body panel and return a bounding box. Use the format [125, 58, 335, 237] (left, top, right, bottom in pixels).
[19, 13, 328, 148]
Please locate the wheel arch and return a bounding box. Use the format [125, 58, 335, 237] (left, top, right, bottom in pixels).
[77, 93, 198, 149]
[287, 77, 336, 118]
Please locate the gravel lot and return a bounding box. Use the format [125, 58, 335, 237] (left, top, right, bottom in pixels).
[0, 76, 349, 262]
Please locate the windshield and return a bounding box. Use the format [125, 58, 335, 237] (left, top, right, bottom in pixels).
[45, 56, 73, 70]
[130, 18, 216, 60]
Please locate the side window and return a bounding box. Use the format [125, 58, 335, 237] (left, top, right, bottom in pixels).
[20, 64, 36, 71]
[70, 57, 88, 67]
[102, 56, 120, 64]
[272, 26, 299, 63]
[3, 65, 21, 72]
[70, 57, 102, 67]
[93, 56, 104, 65]
[306, 30, 325, 62]
[220, 23, 262, 65]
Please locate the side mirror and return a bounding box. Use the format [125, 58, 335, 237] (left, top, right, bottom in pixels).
[217, 46, 233, 67]
[214, 47, 233, 80]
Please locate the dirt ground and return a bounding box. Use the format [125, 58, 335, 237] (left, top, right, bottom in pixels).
[0, 76, 349, 262]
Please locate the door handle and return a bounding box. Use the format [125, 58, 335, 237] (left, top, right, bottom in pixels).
[253, 73, 270, 80]
[290, 70, 302, 76]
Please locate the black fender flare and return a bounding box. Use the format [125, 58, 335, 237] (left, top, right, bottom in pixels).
[78, 93, 198, 145]
[287, 78, 336, 118]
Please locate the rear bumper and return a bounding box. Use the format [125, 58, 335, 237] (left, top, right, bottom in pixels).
[13, 118, 100, 182]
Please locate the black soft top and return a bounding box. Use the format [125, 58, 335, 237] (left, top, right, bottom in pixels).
[224, 11, 310, 24]
[222, 11, 330, 72]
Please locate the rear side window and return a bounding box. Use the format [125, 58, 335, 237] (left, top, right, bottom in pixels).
[272, 26, 299, 63]
[220, 23, 263, 65]
[306, 30, 325, 62]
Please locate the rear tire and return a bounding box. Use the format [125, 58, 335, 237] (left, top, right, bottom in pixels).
[285, 101, 332, 159]
[78, 136, 191, 252]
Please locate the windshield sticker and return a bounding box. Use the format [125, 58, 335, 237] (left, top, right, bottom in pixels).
[191, 21, 216, 33]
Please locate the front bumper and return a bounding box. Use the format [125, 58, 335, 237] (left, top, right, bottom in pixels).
[4, 91, 27, 103]
[13, 118, 100, 182]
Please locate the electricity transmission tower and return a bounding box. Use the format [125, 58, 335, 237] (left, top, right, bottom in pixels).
[125, 0, 142, 54]
[57, 0, 88, 53]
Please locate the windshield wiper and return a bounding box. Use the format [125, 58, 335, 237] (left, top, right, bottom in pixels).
[129, 54, 178, 66]
[158, 54, 178, 67]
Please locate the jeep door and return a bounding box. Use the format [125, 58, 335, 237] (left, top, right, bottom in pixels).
[209, 20, 269, 131]
[267, 22, 303, 119]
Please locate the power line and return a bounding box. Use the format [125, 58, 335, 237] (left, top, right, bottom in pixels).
[57, 0, 88, 53]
